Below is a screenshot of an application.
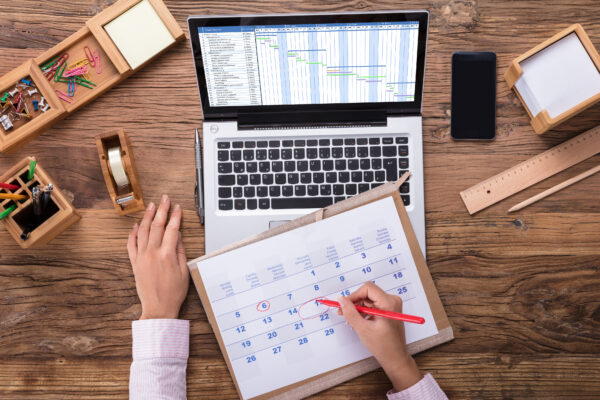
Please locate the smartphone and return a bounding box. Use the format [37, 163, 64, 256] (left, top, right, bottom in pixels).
[451, 52, 496, 140]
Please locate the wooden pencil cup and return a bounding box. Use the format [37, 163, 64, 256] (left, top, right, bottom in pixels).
[95, 129, 145, 215]
[0, 157, 80, 248]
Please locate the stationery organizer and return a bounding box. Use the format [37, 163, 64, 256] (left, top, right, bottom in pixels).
[0, 157, 80, 248]
[0, 0, 184, 153]
[95, 128, 145, 215]
[505, 24, 600, 134]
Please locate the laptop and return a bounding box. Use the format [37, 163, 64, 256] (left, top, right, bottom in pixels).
[188, 11, 429, 254]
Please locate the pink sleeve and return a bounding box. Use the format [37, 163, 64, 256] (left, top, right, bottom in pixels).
[129, 319, 189, 400]
[386, 373, 448, 400]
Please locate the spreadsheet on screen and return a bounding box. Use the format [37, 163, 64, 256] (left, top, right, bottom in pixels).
[197, 22, 420, 107]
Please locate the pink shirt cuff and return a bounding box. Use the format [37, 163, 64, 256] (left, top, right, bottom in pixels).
[386, 373, 447, 400]
[132, 319, 189, 360]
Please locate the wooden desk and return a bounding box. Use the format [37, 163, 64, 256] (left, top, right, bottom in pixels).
[1, 1, 599, 398]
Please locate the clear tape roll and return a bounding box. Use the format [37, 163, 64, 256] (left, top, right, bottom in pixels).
[107, 147, 130, 188]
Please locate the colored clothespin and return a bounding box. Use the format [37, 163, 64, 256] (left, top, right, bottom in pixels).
[32, 100, 39, 111]
[83, 46, 96, 67]
[21, 78, 31, 86]
[93, 50, 101, 74]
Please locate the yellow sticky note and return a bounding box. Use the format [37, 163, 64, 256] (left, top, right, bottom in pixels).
[104, 0, 175, 70]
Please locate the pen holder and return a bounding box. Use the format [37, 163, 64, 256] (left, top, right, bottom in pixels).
[95, 129, 145, 215]
[0, 156, 80, 248]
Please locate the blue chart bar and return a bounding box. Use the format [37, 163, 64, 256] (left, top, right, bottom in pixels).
[254, 22, 419, 105]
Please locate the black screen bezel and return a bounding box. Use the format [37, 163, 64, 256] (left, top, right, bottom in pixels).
[187, 11, 429, 120]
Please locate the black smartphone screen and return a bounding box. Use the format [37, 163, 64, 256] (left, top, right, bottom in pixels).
[451, 52, 496, 140]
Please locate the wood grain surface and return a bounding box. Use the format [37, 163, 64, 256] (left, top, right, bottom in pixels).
[1, 0, 599, 398]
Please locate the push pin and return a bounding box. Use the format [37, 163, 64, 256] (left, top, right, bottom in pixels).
[32, 100, 39, 111]
[1, 114, 13, 131]
[8, 88, 19, 97]
[39, 96, 46, 107]
[0, 92, 8, 102]
[27, 88, 38, 96]
[21, 78, 31, 86]
[41, 103, 50, 112]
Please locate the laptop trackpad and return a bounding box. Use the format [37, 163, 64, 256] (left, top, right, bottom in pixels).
[269, 220, 290, 229]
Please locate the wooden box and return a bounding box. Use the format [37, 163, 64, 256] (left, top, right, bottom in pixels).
[505, 24, 600, 134]
[0, 60, 66, 153]
[95, 129, 145, 215]
[0, 0, 184, 153]
[0, 157, 80, 248]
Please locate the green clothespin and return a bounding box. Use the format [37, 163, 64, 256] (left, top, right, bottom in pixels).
[28, 159, 36, 181]
[0, 204, 17, 220]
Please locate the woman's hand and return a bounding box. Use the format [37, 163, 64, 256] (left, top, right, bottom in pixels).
[127, 194, 189, 320]
[337, 282, 422, 392]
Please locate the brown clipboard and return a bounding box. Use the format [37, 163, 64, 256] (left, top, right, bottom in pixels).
[187, 176, 454, 399]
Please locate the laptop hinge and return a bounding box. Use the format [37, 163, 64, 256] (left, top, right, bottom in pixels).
[237, 110, 387, 130]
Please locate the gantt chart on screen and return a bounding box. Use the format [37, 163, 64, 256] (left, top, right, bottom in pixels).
[198, 22, 419, 107]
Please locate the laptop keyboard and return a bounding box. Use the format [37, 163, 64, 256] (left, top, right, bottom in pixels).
[216, 136, 411, 211]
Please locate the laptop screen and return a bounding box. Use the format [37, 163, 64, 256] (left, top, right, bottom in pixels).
[197, 22, 419, 107]
[188, 12, 428, 119]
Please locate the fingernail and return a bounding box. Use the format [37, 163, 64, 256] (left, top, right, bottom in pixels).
[133, 223, 138, 229]
[148, 202, 155, 210]
[161, 194, 168, 203]
[174, 204, 181, 211]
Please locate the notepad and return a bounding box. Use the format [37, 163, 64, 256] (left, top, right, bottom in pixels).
[103, 0, 175, 69]
[515, 32, 600, 119]
[190, 196, 439, 399]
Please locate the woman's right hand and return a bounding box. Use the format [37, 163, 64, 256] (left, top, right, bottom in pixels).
[337, 282, 423, 392]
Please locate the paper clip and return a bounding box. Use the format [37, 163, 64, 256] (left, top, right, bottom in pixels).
[68, 78, 75, 97]
[54, 61, 67, 82]
[93, 50, 102, 74]
[64, 65, 87, 77]
[84, 46, 96, 67]
[55, 89, 73, 103]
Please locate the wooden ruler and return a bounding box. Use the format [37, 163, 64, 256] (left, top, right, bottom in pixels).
[460, 125, 600, 214]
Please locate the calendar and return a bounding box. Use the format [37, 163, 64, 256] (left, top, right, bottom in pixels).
[190, 196, 438, 399]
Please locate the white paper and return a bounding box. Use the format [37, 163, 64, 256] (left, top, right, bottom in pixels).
[103, 0, 175, 70]
[191, 197, 438, 399]
[515, 32, 600, 118]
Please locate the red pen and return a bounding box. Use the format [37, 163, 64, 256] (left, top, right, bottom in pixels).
[317, 299, 425, 324]
[0, 182, 20, 191]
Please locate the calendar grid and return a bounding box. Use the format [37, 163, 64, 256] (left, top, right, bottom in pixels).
[219, 254, 406, 332]
[212, 238, 396, 305]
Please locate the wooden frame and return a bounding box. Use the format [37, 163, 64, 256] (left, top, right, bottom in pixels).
[0, 157, 80, 249]
[504, 24, 600, 134]
[0, 0, 184, 153]
[95, 129, 145, 215]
